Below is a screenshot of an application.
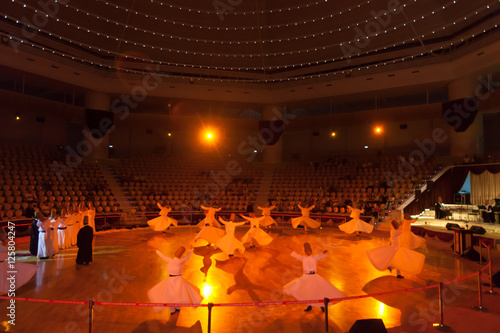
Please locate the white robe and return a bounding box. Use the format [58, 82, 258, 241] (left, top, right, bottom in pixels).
[339, 207, 373, 234]
[148, 206, 178, 231]
[147, 250, 203, 313]
[37, 219, 57, 258]
[291, 205, 321, 229]
[57, 217, 71, 250]
[283, 251, 344, 306]
[240, 215, 273, 246]
[400, 218, 426, 249]
[258, 206, 278, 227]
[215, 219, 246, 255]
[366, 228, 425, 275]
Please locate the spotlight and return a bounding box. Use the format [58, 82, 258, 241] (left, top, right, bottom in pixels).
[15, 112, 20, 120]
[206, 132, 213, 139]
[331, 131, 336, 137]
[167, 132, 172, 137]
[374, 126, 383, 134]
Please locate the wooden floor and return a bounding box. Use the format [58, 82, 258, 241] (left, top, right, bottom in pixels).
[2, 225, 500, 333]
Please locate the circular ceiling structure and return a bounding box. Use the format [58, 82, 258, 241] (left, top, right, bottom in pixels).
[1, 0, 499, 85]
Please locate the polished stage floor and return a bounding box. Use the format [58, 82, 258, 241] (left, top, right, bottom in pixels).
[2, 224, 500, 333]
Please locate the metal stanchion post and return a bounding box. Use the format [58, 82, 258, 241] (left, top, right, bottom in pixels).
[433, 283, 451, 331]
[88, 299, 94, 333]
[486, 246, 498, 295]
[479, 243, 483, 265]
[473, 271, 488, 312]
[207, 302, 213, 333]
[324, 298, 329, 332]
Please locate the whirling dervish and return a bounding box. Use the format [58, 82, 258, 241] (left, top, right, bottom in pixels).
[215, 214, 247, 257]
[339, 204, 373, 236]
[291, 203, 321, 232]
[192, 205, 224, 246]
[399, 212, 426, 249]
[240, 213, 273, 248]
[283, 242, 344, 312]
[148, 202, 178, 231]
[257, 203, 278, 229]
[147, 245, 203, 315]
[366, 220, 425, 279]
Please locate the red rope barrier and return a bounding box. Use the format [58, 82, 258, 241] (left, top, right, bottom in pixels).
[0, 282, 442, 307]
[442, 271, 479, 285]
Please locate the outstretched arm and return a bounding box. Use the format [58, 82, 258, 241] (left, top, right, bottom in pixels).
[157, 202, 164, 210]
[218, 217, 227, 225]
[155, 250, 172, 263]
[240, 214, 251, 221]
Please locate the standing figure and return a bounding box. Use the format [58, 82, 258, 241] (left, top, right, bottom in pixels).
[76, 216, 94, 265]
[339, 204, 373, 235]
[57, 208, 71, 250]
[240, 214, 273, 248]
[283, 243, 344, 312]
[148, 202, 178, 231]
[49, 210, 59, 253]
[148, 246, 203, 315]
[291, 204, 321, 232]
[366, 220, 425, 279]
[37, 213, 57, 259]
[215, 214, 247, 256]
[0, 235, 38, 294]
[193, 206, 224, 246]
[257, 203, 278, 228]
[87, 202, 96, 231]
[29, 212, 40, 256]
[66, 206, 76, 246]
[399, 213, 426, 249]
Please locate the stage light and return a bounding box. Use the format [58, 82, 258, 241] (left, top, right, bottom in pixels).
[167, 132, 172, 137]
[374, 126, 383, 134]
[364, 145, 369, 149]
[206, 132, 213, 139]
[201, 283, 213, 299]
[15, 112, 20, 120]
[331, 131, 336, 137]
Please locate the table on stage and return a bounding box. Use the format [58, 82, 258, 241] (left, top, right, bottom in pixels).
[440, 203, 481, 221]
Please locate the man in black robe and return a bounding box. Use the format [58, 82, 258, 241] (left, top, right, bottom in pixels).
[76, 216, 94, 265]
[29, 212, 40, 256]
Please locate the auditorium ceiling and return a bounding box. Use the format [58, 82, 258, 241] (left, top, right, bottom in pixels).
[1, 0, 500, 105]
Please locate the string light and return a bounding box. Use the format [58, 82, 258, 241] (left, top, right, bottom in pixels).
[5, 0, 492, 67]
[2, 0, 498, 82]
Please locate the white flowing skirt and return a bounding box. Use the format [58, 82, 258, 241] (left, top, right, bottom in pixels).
[37, 232, 57, 258]
[148, 215, 178, 231]
[0, 261, 38, 294]
[241, 227, 273, 246]
[148, 276, 203, 313]
[215, 233, 245, 255]
[283, 273, 344, 306]
[194, 226, 225, 245]
[400, 231, 426, 249]
[339, 218, 373, 234]
[57, 229, 71, 249]
[260, 216, 277, 227]
[366, 246, 425, 275]
[291, 216, 321, 229]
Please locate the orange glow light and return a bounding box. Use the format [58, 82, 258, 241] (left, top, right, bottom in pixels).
[374, 126, 383, 134]
[331, 131, 336, 137]
[201, 283, 213, 299]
